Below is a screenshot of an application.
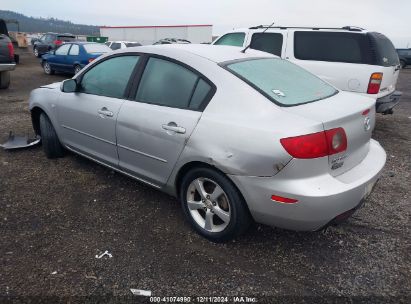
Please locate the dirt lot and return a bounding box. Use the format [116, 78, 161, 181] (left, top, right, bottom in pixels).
[0, 51, 410, 303]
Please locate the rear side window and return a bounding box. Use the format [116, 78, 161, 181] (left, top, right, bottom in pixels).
[368, 32, 399, 66]
[225, 58, 337, 106]
[126, 43, 141, 47]
[110, 42, 122, 50]
[69, 44, 79, 55]
[135, 57, 211, 110]
[294, 31, 373, 64]
[214, 33, 245, 47]
[80, 56, 140, 99]
[250, 33, 283, 56]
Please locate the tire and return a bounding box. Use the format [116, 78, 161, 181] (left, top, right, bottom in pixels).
[39, 113, 64, 159]
[0, 71, 10, 89]
[43, 61, 54, 75]
[33, 47, 40, 57]
[400, 60, 406, 69]
[74, 64, 82, 75]
[180, 167, 251, 242]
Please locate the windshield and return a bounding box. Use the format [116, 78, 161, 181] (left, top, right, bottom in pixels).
[83, 43, 112, 54]
[225, 58, 337, 106]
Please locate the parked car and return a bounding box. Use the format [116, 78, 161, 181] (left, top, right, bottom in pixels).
[41, 42, 112, 75]
[213, 26, 402, 114]
[105, 41, 142, 50]
[153, 38, 191, 45]
[396, 48, 411, 69]
[0, 19, 15, 89]
[33, 33, 76, 57]
[28, 44, 386, 242]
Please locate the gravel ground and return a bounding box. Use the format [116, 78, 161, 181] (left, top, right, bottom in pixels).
[0, 52, 410, 303]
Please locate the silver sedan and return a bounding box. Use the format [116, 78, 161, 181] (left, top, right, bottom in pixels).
[29, 44, 386, 242]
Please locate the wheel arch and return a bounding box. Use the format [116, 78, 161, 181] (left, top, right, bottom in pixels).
[30, 106, 46, 136]
[173, 161, 252, 217]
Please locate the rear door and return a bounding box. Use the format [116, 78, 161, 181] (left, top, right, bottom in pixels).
[66, 43, 80, 73]
[116, 56, 215, 186]
[58, 55, 140, 166]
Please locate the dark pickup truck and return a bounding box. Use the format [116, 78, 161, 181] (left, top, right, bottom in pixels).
[0, 19, 15, 89]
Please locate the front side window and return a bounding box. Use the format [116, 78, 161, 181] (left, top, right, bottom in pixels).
[80, 56, 140, 99]
[250, 33, 283, 56]
[135, 57, 211, 110]
[55, 44, 71, 55]
[69, 44, 79, 56]
[214, 33, 245, 47]
[225, 58, 337, 106]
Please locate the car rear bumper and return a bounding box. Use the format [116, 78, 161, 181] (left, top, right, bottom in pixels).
[376, 90, 401, 113]
[229, 139, 386, 231]
[0, 63, 16, 72]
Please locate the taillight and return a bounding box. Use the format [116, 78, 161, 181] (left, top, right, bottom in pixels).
[88, 58, 95, 63]
[280, 128, 347, 159]
[367, 73, 383, 94]
[54, 40, 63, 46]
[7, 42, 14, 60]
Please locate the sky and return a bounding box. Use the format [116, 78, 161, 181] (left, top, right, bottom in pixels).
[2, 0, 411, 47]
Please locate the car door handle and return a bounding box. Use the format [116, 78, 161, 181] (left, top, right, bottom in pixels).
[162, 123, 186, 134]
[98, 107, 114, 117]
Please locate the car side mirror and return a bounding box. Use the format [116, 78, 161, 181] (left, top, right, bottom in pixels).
[61, 79, 78, 93]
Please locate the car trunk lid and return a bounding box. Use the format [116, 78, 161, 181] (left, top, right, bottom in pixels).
[282, 92, 376, 176]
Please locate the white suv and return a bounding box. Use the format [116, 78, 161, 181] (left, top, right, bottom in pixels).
[212, 26, 401, 114]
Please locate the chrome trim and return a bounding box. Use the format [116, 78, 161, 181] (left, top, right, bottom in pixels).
[61, 125, 116, 146]
[64, 145, 162, 189]
[118, 144, 168, 163]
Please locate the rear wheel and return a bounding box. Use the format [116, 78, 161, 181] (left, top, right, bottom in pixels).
[0, 71, 10, 89]
[43, 61, 54, 75]
[74, 64, 82, 75]
[180, 167, 251, 242]
[33, 47, 40, 57]
[39, 113, 64, 159]
[400, 60, 406, 69]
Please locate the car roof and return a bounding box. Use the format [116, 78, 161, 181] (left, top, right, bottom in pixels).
[223, 26, 369, 34]
[124, 44, 275, 63]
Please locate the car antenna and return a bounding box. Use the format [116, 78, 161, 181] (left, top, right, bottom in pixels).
[241, 20, 275, 53]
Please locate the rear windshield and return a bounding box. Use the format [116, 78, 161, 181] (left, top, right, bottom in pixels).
[83, 44, 111, 54]
[368, 32, 399, 66]
[57, 35, 75, 42]
[294, 31, 399, 66]
[126, 42, 141, 47]
[225, 58, 337, 106]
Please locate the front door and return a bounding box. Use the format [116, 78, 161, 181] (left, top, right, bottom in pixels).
[57, 55, 141, 166]
[117, 56, 214, 186]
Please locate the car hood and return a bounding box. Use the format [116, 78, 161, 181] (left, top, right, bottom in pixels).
[40, 82, 62, 90]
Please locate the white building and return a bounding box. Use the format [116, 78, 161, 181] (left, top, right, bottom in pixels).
[100, 24, 213, 45]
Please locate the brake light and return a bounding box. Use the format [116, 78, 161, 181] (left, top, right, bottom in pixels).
[88, 58, 95, 63]
[7, 42, 14, 60]
[367, 73, 383, 94]
[54, 40, 63, 46]
[280, 128, 347, 159]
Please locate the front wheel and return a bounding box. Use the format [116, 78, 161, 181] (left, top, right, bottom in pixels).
[180, 167, 251, 242]
[39, 113, 65, 159]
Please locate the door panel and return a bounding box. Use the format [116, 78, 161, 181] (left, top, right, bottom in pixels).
[116, 101, 201, 185]
[58, 93, 124, 166]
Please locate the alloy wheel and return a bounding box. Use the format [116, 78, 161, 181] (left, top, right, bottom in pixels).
[186, 178, 231, 233]
[43, 62, 51, 74]
[34, 48, 38, 57]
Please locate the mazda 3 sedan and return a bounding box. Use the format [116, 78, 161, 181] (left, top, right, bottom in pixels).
[29, 44, 386, 242]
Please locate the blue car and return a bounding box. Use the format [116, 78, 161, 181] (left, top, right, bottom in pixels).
[41, 42, 112, 75]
